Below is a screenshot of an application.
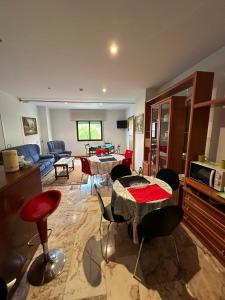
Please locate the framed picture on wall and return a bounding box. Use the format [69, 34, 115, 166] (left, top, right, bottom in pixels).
[22, 117, 38, 136]
[135, 114, 144, 133]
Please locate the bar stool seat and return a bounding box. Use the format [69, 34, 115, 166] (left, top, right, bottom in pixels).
[21, 190, 61, 222]
[21, 190, 65, 286]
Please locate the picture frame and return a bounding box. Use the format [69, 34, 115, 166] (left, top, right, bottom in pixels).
[22, 117, 38, 136]
[135, 113, 144, 133]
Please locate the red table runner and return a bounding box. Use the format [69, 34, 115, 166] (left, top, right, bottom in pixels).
[128, 184, 172, 204]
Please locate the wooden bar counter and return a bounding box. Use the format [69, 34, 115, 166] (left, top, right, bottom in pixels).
[0, 165, 42, 298]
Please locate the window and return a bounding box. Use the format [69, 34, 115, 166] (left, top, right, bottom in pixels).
[76, 121, 103, 141]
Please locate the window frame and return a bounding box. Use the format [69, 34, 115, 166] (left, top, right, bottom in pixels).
[76, 120, 103, 142]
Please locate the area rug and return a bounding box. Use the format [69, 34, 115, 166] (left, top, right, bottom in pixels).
[42, 159, 88, 186]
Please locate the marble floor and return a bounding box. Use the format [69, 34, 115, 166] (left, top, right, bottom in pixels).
[13, 176, 225, 300]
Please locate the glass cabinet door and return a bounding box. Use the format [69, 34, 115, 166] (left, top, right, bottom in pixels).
[150, 106, 159, 176]
[159, 102, 170, 170]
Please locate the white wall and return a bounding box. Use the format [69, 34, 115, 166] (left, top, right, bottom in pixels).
[50, 109, 127, 156]
[0, 90, 40, 149]
[38, 106, 52, 154]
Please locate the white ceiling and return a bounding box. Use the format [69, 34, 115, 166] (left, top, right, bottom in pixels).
[1, 0, 225, 109]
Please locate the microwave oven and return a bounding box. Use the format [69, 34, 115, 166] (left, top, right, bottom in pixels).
[189, 161, 225, 191]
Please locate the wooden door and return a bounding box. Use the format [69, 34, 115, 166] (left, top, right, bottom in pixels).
[128, 116, 135, 170]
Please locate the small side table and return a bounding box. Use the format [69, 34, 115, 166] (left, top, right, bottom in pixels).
[54, 157, 74, 179]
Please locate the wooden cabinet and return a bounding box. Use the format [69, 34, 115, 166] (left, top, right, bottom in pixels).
[143, 71, 225, 267]
[183, 186, 225, 266]
[0, 166, 41, 298]
[148, 96, 186, 176]
[144, 71, 214, 177]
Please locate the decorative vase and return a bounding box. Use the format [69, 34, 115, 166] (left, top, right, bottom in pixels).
[2, 150, 19, 173]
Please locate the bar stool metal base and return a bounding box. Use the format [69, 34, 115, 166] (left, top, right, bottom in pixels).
[27, 248, 65, 286]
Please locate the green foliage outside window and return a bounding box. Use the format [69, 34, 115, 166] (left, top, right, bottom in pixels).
[77, 121, 102, 141]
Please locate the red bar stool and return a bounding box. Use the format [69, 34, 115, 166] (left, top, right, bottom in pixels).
[21, 190, 65, 286]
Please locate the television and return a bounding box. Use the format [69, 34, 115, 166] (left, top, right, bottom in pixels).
[117, 120, 128, 128]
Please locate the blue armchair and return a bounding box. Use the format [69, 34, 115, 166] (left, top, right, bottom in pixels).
[47, 140, 72, 160]
[0, 144, 54, 177]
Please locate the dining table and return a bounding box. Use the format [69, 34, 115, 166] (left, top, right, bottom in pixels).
[89, 154, 124, 176]
[111, 175, 175, 244]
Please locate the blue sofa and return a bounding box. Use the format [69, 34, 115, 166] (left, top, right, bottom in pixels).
[47, 140, 72, 160]
[0, 144, 54, 177]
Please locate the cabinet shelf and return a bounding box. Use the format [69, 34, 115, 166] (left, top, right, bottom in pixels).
[159, 155, 167, 160]
[194, 98, 225, 109]
[185, 177, 225, 205]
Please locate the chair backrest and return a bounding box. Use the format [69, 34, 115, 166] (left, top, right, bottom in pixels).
[94, 184, 105, 215]
[156, 168, 179, 191]
[89, 147, 96, 156]
[85, 144, 90, 155]
[0, 277, 7, 300]
[124, 149, 133, 159]
[96, 148, 106, 155]
[85, 143, 90, 150]
[80, 157, 92, 175]
[141, 206, 183, 239]
[47, 141, 65, 153]
[122, 158, 132, 167]
[110, 164, 132, 182]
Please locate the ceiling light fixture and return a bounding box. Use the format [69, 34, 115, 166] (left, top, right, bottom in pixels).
[102, 88, 107, 93]
[110, 43, 118, 56]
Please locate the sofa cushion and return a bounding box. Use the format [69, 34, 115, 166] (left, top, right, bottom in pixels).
[39, 159, 52, 168]
[40, 163, 46, 172]
[27, 144, 40, 163]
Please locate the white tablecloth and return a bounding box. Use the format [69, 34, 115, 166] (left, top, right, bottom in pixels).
[89, 154, 124, 175]
[111, 176, 175, 244]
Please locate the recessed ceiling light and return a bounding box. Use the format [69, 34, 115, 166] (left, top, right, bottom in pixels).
[102, 88, 107, 93]
[110, 43, 118, 56]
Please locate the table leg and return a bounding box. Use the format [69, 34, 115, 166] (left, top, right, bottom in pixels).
[54, 166, 58, 179]
[72, 159, 74, 170]
[132, 219, 139, 245]
[66, 165, 69, 179]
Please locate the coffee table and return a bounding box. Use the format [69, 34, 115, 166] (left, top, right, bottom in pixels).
[54, 157, 74, 179]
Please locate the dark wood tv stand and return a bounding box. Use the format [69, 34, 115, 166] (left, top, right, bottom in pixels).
[183, 178, 225, 266]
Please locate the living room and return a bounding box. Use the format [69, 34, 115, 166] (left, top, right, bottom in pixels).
[0, 1, 225, 300]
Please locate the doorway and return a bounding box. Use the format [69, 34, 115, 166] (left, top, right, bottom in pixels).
[0, 114, 6, 150]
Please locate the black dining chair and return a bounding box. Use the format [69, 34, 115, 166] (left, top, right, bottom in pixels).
[110, 164, 132, 182]
[156, 168, 180, 191]
[0, 278, 7, 300]
[94, 184, 128, 263]
[133, 205, 183, 281]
